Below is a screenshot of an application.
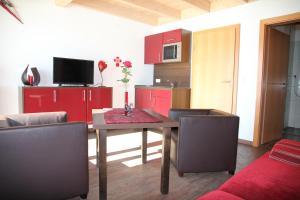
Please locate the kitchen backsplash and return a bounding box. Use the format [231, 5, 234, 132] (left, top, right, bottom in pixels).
[153, 62, 190, 87]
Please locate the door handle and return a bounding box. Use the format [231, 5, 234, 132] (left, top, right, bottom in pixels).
[83, 90, 86, 102]
[53, 90, 56, 103]
[166, 38, 175, 42]
[221, 81, 232, 83]
[89, 90, 92, 102]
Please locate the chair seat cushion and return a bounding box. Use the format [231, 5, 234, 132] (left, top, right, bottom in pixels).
[219, 152, 300, 200]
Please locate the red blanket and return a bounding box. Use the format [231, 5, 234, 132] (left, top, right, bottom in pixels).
[104, 108, 161, 124]
[269, 139, 300, 166]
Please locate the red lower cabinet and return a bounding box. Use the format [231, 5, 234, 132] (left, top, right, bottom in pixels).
[23, 87, 113, 123]
[135, 88, 152, 109]
[86, 87, 112, 123]
[58, 88, 87, 122]
[23, 87, 58, 113]
[151, 90, 172, 117]
[135, 87, 190, 117]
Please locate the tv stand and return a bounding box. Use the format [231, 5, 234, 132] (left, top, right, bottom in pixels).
[22, 86, 113, 123]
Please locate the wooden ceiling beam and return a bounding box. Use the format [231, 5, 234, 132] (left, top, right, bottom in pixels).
[181, 0, 210, 11]
[117, 0, 182, 19]
[55, 0, 73, 6]
[73, 0, 159, 25]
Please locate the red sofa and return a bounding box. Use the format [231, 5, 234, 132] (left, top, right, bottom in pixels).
[198, 140, 300, 200]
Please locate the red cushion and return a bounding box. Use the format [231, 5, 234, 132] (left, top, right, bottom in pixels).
[269, 142, 300, 166]
[277, 139, 300, 148]
[197, 190, 244, 200]
[219, 152, 300, 200]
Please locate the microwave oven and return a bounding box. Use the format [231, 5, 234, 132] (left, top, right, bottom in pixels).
[162, 42, 182, 63]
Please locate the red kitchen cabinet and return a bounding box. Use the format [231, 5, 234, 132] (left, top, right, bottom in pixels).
[144, 29, 191, 64]
[163, 29, 182, 44]
[86, 87, 112, 123]
[23, 87, 113, 123]
[23, 87, 58, 113]
[58, 88, 87, 122]
[135, 87, 190, 117]
[135, 88, 152, 109]
[144, 33, 163, 64]
[151, 89, 172, 117]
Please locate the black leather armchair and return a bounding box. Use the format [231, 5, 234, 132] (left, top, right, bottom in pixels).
[0, 112, 89, 200]
[169, 109, 239, 177]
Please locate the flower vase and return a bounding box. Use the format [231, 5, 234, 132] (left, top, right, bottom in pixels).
[124, 91, 129, 116]
[125, 91, 128, 105]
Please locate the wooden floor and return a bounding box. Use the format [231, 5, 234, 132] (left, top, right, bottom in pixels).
[70, 130, 269, 200]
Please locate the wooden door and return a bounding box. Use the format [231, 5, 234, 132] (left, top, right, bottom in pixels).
[261, 28, 290, 144]
[144, 33, 163, 64]
[191, 25, 239, 113]
[23, 87, 58, 113]
[86, 87, 112, 123]
[58, 88, 87, 122]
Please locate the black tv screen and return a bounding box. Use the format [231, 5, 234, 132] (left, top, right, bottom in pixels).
[53, 57, 94, 86]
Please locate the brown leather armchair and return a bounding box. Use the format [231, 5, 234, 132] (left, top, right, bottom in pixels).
[169, 109, 239, 177]
[0, 112, 89, 200]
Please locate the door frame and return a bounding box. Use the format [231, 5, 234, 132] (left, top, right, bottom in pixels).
[253, 12, 300, 147]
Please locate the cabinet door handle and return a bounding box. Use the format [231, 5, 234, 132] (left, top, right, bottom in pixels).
[53, 90, 56, 103]
[89, 90, 92, 101]
[166, 38, 175, 42]
[83, 90, 86, 102]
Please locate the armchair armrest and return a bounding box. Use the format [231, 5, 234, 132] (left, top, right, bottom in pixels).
[169, 109, 211, 121]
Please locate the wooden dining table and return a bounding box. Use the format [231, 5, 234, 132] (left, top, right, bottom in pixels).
[92, 108, 179, 200]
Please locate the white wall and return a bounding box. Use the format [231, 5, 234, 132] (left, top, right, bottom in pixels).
[0, 0, 153, 115]
[152, 0, 300, 141]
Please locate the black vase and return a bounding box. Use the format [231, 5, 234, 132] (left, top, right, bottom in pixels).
[21, 65, 30, 85]
[21, 65, 41, 86]
[31, 67, 40, 86]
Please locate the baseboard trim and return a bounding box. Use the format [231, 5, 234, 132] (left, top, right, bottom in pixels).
[238, 139, 253, 146]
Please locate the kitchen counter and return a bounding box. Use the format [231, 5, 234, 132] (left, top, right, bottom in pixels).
[135, 85, 190, 90]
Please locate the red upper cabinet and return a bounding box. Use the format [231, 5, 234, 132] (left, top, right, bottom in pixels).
[163, 29, 182, 44]
[23, 87, 58, 113]
[144, 33, 163, 64]
[86, 87, 112, 123]
[57, 88, 87, 122]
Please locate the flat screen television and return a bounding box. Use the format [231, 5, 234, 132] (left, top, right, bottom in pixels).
[53, 57, 94, 86]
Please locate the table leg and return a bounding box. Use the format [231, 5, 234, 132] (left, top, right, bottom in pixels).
[142, 128, 148, 164]
[96, 129, 99, 168]
[99, 129, 107, 200]
[161, 127, 171, 194]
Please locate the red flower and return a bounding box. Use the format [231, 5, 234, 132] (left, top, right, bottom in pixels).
[98, 60, 107, 72]
[113, 56, 122, 67]
[123, 61, 132, 68]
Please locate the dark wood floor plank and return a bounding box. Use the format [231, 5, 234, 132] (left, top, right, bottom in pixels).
[70, 131, 269, 200]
